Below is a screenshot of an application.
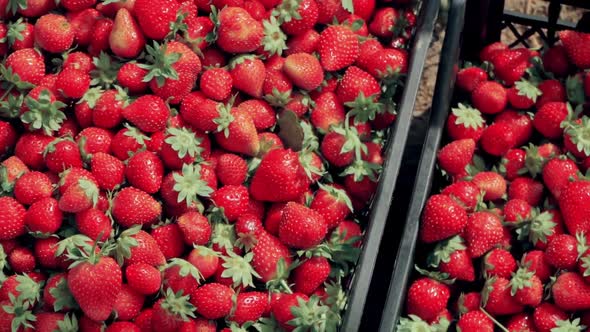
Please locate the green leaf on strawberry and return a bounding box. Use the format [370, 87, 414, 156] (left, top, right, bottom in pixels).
[220, 251, 261, 288]
[49, 277, 78, 312]
[262, 17, 287, 57]
[90, 52, 122, 89]
[139, 42, 181, 88]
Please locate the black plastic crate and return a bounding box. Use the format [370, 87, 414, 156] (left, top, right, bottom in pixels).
[378, 0, 589, 331]
[339, 0, 439, 330]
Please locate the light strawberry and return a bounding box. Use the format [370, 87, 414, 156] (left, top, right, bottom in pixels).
[318, 25, 359, 71]
[109, 8, 145, 58]
[216, 7, 263, 53]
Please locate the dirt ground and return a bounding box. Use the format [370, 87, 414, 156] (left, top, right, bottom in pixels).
[414, 0, 587, 115]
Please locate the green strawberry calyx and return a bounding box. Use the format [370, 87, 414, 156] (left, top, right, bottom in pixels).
[20, 89, 67, 136]
[3, 293, 36, 332]
[262, 16, 287, 57]
[173, 163, 213, 208]
[515, 79, 542, 102]
[139, 41, 181, 88]
[508, 266, 535, 296]
[112, 226, 141, 265]
[271, 0, 301, 24]
[167, 258, 204, 284]
[344, 92, 384, 124]
[287, 295, 340, 332]
[5, 18, 26, 47]
[527, 210, 557, 245]
[552, 318, 586, 332]
[49, 276, 78, 312]
[427, 235, 466, 268]
[90, 52, 122, 89]
[165, 127, 204, 160]
[452, 103, 485, 130]
[160, 288, 197, 321]
[211, 223, 237, 253]
[564, 116, 590, 157]
[220, 251, 261, 288]
[214, 102, 235, 138]
[5, 0, 27, 15]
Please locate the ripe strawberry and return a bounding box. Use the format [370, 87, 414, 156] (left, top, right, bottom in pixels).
[543, 45, 570, 76]
[542, 157, 578, 200]
[123, 95, 169, 133]
[292, 256, 331, 294]
[210, 185, 249, 222]
[68, 254, 122, 322]
[58, 178, 98, 213]
[77, 127, 113, 157]
[505, 313, 536, 331]
[277, 0, 319, 35]
[34, 14, 74, 53]
[42, 272, 74, 311]
[112, 284, 145, 321]
[43, 138, 83, 173]
[125, 151, 163, 194]
[320, 129, 357, 167]
[160, 127, 209, 170]
[229, 291, 268, 325]
[283, 53, 324, 91]
[112, 187, 161, 227]
[318, 25, 359, 71]
[429, 236, 475, 282]
[230, 56, 266, 99]
[106, 322, 140, 332]
[200, 68, 232, 102]
[310, 91, 345, 133]
[491, 48, 530, 86]
[471, 81, 507, 114]
[216, 7, 263, 53]
[151, 224, 185, 259]
[503, 199, 532, 223]
[90, 152, 125, 191]
[8, 247, 35, 273]
[437, 139, 475, 175]
[133, 0, 178, 40]
[117, 62, 148, 94]
[446, 103, 486, 142]
[0, 156, 28, 194]
[120, 230, 166, 267]
[533, 102, 569, 139]
[25, 197, 62, 235]
[286, 29, 320, 55]
[509, 266, 543, 307]
[456, 67, 488, 92]
[536, 79, 566, 108]
[126, 263, 162, 295]
[179, 92, 220, 132]
[237, 99, 276, 131]
[310, 184, 352, 228]
[7, 20, 35, 51]
[500, 148, 526, 181]
[109, 8, 145, 58]
[250, 149, 310, 202]
[559, 180, 590, 235]
[419, 194, 468, 243]
[545, 233, 581, 270]
[337, 66, 380, 106]
[440, 181, 479, 212]
[213, 108, 260, 157]
[176, 211, 211, 246]
[215, 153, 247, 186]
[58, 167, 97, 195]
[90, 89, 126, 130]
[482, 277, 524, 316]
[533, 302, 568, 332]
[151, 289, 197, 332]
[55, 67, 90, 99]
[368, 7, 399, 38]
[110, 126, 149, 161]
[559, 30, 590, 69]
[472, 171, 506, 201]
[406, 278, 450, 322]
[67, 8, 100, 47]
[13, 171, 52, 205]
[5, 48, 45, 85]
[88, 17, 113, 55]
[191, 283, 234, 319]
[456, 310, 493, 332]
[508, 176, 543, 206]
[75, 208, 112, 242]
[365, 48, 408, 79]
[507, 83, 536, 109]
[187, 246, 219, 280]
[464, 211, 503, 258]
[278, 202, 327, 249]
[552, 272, 590, 311]
[483, 248, 517, 279]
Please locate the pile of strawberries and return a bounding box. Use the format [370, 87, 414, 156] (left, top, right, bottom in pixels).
[397, 31, 590, 331]
[0, 0, 414, 330]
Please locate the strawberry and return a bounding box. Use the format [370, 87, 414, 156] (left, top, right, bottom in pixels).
[320, 128, 358, 168]
[55, 68, 90, 99]
[275, 0, 318, 36]
[545, 233, 582, 270]
[126, 263, 162, 295]
[61, 0, 95, 11]
[552, 272, 590, 311]
[79, 315, 105, 332]
[88, 18, 113, 55]
[368, 7, 399, 38]
[543, 44, 570, 77]
[112, 284, 145, 321]
[215, 153, 247, 186]
[43, 138, 83, 173]
[68, 8, 100, 47]
[13, 133, 52, 170]
[43, 273, 75, 311]
[216, 7, 263, 53]
[278, 202, 327, 249]
[429, 236, 475, 281]
[507, 83, 537, 109]
[125, 151, 163, 194]
[440, 181, 479, 212]
[437, 139, 475, 175]
[88, 89, 125, 129]
[472, 171, 506, 201]
[0, 156, 28, 194]
[533, 102, 569, 139]
[337, 66, 380, 105]
[117, 229, 166, 267]
[123, 95, 170, 133]
[250, 148, 310, 202]
[533, 303, 568, 332]
[187, 246, 219, 280]
[110, 126, 150, 161]
[0, 121, 16, 157]
[5, 48, 45, 85]
[310, 91, 345, 133]
[559, 30, 590, 69]
[482, 277, 524, 316]
[8, 247, 35, 273]
[543, 157, 579, 199]
[106, 322, 141, 332]
[406, 278, 450, 322]
[210, 185, 250, 222]
[446, 103, 486, 142]
[365, 48, 408, 79]
[160, 164, 214, 212]
[200, 68, 232, 102]
[508, 176, 543, 206]
[292, 256, 331, 295]
[483, 248, 517, 279]
[213, 108, 260, 157]
[230, 56, 266, 99]
[151, 224, 185, 259]
[33, 312, 77, 332]
[7, 20, 35, 51]
[109, 8, 145, 58]
[456, 310, 493, 332]
[310, 184, 352, 229]
[75, 208, 112, 242]
[503, 199, 532, 223]
[117, 63, 148, 94]
[536, 79, 566, 108]
[464, 211, 503, 257]
[177, 211, 211, 246]
[90, 152, 125, 191]
[112, 187, 161, 227]
[58, 178, 99, 213]
[500, 148, 526, 181]
[34, 14, 74, 53]
[509, 266, 543, 307]
[286, 29, 320, 55]
[419, 194, 468, 243]
[133, 0, 179, 40]
[506, 313, 536, 331]
[491, 48, 530, 86]
[13, 171, 52, 205]
[559, 180, 590, 235]
[237, 99, 276, 131]
[160, 127, 208, 170]
[318, 25, 359, 71]
[191, 283, 235, 320]
[456, 67, 488, 92]
[25, 197, 62, 235]
[66, 248, 122, 322]
[229, 291, 268, 325]
[471, 81, 507, 114]
[58, 167, 97, 195]
[180, 92, 220, 132]
[283, 53, 324, 91]
[151, 289, 196, 332]
[77, 127, 113, 157]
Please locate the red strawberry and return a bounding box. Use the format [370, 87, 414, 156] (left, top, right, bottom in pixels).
[151, 289, 196, 332]
[509, 266, 543, 307]
[14, 132, 54, 170]
[472, 171, 506, 201]
[5, 48, 45, 85]
[229, 291, 268, 325]
[278, 0, 319, 36]
[432, 236, 475, 281]
[112, 187, 161, 227]
[125, 151, 163, 194]
[310, 184, 352, 228]
[320, 128, 357, 168]
[68, 8, 100, 47]
[365, 48, 408, 79]
[58, 178, 99, 213]
[337, 66, 380, 104]
[552, 272, 590, 311]
[160, 127, 209, 170]
[215, 153, 247, 186]
[180, 92, 220, 132]
[56, 68, 90, 99]
[216, 7, 263, 53]
[200, 68, 232, 102]
[310, 91, 345, 133]
[44, 138, 83, 173]
[177, 211, 211, 246]
[67, 254, 122, 322]
[406, 278, 450, 322]
[543, 157, 579, 199]
[559, 180, 590, 235]
[419, 194, 468, 243]
[446, 103, 486, 142]
[75, 208, 112, 242]
[123, 95, 169, 133]
[237, 99, 276, 131]
[437, 139, 475, 175]
[543, 44, 570, 76]
[483, 248, 517, 279]
[279, 202, 327, 249]
[77, 127, 113, 157]
[106, 322, 140, 332]
[8, 247, 35, 273]
[230, 56, 266, 99]
[25, 197, 62, 235]
[34, 14, 74, 53]
[508, 176, 543, 206]
[117, 63, 148, 94]
[213, 108, 260, 156]
[491, 48, 531, 86]
[482, 277, 524, 316]
[250, 149, 310, 202]
[495, 110, 533, 147]
[283, 53, 324, 91]
[210, 185, 250, 222]
[110, 126, 150, 161]
[13, 171, 52, 205]
[464, 211, 503, 258]
[286, 29, 320, 55]
[456, 67, 488, 92]
[109, 8, 145, 58]
[500, 148, 526, 181]
[113, 284, 145, 321]
[191, 283, 234, 320]
[318, 25, 359, 71]
[133, 0, 179, 40]
[368, 7, 399, 38]
[503, 199, 532, 223]
[20, 88, 67, 136]
[533, 302, 568, 332]
[536, 79, 566, 108]
[292, 256, 331, 295]
[471, 81, 507, 114]
[119, 229, 166, 267]
[88, 18, 113, 55]
[559, 30, 590, 69]
[126, 263, 162, 295]
[440, 181, 479, 212]
[545, 233, 582, 270]
[43, 273, 75, 312]
[456, 310, 493, 332]
[89, 89, 126, 129]
[506, 313, 536, 331]
[151, 224, 185, 259]
[533, 102, 569, 139]
[90, 152, 124, 191]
